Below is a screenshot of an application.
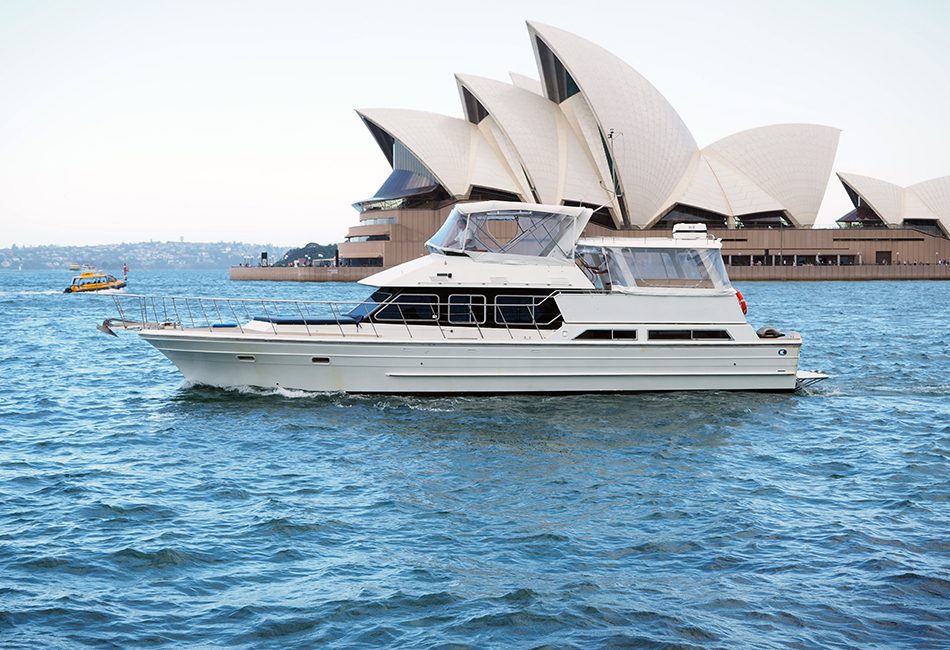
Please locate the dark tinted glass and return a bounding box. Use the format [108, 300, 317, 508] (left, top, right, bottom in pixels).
[691, 330, 731, 340]
[376, 295, 438, 322]
[495, 296, 536, 324]
[448, 295, 486, 324]
[648, 330, 692, 340]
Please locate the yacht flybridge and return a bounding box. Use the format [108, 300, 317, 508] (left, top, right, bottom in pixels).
[98, 202, 827, 393]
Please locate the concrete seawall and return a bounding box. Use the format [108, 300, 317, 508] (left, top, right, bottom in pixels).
[231, 264, 950, 283]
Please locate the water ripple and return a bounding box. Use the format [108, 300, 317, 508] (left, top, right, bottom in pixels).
[0, 272, 948, 647]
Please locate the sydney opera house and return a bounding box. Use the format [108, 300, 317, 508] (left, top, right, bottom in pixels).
[327, 22, 950, 274]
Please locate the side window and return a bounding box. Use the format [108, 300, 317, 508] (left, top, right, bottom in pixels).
[691, 330, 731, 340]
[448, 294, 486, 324]
[495, 295, 537, 324]
[648, 330, 732, 340]
[574, 330, 637, 340]
[375, 294, 439, 322]
[648, 330, 692, 340]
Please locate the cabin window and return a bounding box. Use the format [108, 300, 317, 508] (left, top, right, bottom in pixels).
[348, 290, 392, 320]
[448, 294, 486, 324]
[648, 330, 732, 341]
[374, 294, 439, 322]
[691, 330, 731, 340]
[495, 295, 538, 325]
[574, 330, 637, 340]
[649, 330, 692, 340]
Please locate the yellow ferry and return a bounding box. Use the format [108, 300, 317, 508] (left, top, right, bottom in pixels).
[64, 270, 127, 293]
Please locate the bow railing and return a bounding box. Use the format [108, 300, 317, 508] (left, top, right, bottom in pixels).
[100, 292, 566, 341]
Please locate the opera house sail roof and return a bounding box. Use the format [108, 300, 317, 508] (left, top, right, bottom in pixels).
[837, 172, 950, 237]
[354, 20, 842, 232]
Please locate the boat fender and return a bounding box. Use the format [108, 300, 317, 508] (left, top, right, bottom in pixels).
[735, 290, 748, 315]
[756, 327, 784, 339]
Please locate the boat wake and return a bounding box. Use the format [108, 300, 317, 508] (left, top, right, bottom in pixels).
[798, 384, 843, 397]
[0, 290, 61, 296]
[180, 380, 344, 400]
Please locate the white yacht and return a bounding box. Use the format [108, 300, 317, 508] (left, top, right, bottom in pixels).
[100, 202, 826, 393]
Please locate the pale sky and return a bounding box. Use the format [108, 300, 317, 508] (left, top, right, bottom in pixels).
[2, 0, 948, 247]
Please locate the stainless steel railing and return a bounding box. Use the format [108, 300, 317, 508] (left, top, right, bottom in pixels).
[103, 292, 566, 340]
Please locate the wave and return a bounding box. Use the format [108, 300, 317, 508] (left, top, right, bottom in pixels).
[179, 380, 345, 400]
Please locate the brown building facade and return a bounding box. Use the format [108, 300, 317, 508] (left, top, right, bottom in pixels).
[335, 201, 950, 273]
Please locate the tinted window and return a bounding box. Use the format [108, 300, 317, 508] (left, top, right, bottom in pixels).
[375, 294, 438, 322]
[649, 330, 732, 341]
[575, 330, 637, 340]
[448, 295, 486, 324]
[691, 330, 731, 340]
[648, 330, 692, 340]
[348, 290, 391, 320]
[495, 296, 537, 324]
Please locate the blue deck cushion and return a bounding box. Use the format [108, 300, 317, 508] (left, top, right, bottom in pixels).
[252, 315, 362, 325]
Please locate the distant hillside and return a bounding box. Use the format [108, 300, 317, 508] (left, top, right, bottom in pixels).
[273, 242, 337, 267]
[0, 241, 286, 270]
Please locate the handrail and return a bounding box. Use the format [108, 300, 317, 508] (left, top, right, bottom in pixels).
[103, 290, 588, 341]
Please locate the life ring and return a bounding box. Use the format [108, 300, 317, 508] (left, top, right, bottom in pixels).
[735, 289, 748, 315]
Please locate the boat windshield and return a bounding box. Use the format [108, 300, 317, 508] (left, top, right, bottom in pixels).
[426, 207, 578, 258]
[576, 245, 732, 290]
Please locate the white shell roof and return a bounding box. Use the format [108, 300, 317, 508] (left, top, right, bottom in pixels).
[704, 155, 786, 216]
[902, 190, 939, 221]
[703, 124, 841, 227]
[527, 21, 698, 227]
[356, 23, 843, 231]
[837, 172, 906, 225]
[909, 176, 950, 224]
[508, 72, 542, 95]
[669, 155, 730, 217]
[356, 108, 521, 199]
[455, 74, 610, 208]
[839, 172, 950, 232]
[664, 153, 786, 223]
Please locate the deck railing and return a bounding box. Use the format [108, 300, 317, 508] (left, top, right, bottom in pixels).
[104, 292, 565, 340]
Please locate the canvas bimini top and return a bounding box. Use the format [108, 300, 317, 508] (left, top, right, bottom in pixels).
[425, 201, 592, 261]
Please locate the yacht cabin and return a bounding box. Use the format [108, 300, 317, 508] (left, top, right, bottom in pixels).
[332, 201, 747, 339]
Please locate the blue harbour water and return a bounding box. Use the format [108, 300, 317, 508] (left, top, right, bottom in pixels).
[1, 270, 948, 648]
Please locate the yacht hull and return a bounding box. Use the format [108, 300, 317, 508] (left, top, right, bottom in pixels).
[140, 331, 803, 393]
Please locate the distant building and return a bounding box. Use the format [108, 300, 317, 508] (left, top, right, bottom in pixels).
[334, 20, 949, 272]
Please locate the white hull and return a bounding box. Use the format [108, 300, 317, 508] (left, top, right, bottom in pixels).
[140, 330, 803, 393]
